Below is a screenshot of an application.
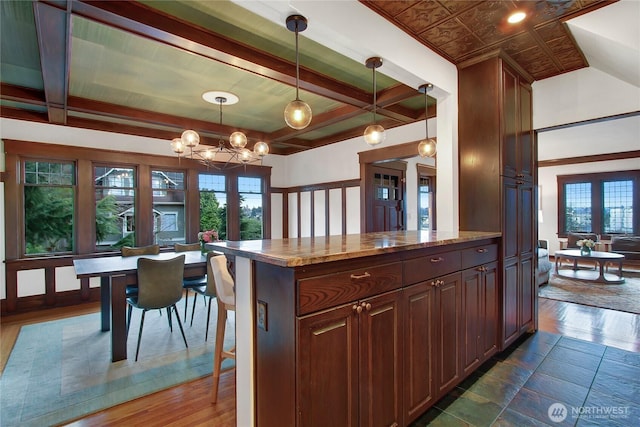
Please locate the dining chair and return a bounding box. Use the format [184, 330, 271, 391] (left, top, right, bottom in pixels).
[126, 255, 188, 361]
[175, 242, 208, 318]
[209, 254, 236, 403]
[121, 244, 161, 298]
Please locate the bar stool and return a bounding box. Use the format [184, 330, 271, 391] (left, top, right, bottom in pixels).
[209, 254, 235, 403]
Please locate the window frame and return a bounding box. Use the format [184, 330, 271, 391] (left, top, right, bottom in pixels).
[557, 170, 640, 238]
[3, 140, 271, 259]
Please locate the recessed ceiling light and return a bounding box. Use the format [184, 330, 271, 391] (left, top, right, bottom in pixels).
[507, 11, 526, 24]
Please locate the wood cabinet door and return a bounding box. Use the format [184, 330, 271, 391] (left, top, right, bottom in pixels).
[403, 282, 435, 425]
[519, 255, 535, 334]
[434, 272, 461, 396]
[502, 64, 519, 179]
[502, 258, 519, 348]
[518, 82, 534, 181]
[481, 262, 499, 358]
[503, 177, 519, 260]
[359, 290, 403, 427]
[461, 268, 481, 376]
[297, 304, 359, 427]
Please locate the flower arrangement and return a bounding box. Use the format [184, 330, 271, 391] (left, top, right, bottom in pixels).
[198, 229, 219, 253]
[576, 239, 596, 249]
[198, 229, 219, 244]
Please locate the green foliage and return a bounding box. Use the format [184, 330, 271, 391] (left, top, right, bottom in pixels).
[95, 195, 120, 243]
[240, 217, 263, 240]
[24, 186, 73, 254]
[111, 233, 135, 249]
[200, 191, 226, 239]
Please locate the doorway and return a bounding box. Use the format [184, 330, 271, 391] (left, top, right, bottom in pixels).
[364, 162, 406, 232]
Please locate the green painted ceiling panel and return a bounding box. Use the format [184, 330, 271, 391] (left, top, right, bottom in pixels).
[69, 15, 344, 133]
[141, 0, 398, 91]
[0, 1, 44, 89]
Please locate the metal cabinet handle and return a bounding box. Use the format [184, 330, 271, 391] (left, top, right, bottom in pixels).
[430, 257, 444, 263]
[350, 272, 371, 280]
[476, 248, 488, 253]
[364, 302, 372, 311]
[353, 304, 363, 314]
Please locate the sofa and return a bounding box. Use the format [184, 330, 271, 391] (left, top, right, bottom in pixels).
[565, 232, 599, 249]
[536, 239, 553, 286]
[611, 236, 640, 263]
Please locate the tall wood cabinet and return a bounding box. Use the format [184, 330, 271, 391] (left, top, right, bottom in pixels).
[458, 52, 537, 350]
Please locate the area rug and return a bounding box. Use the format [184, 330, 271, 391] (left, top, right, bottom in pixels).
[539, 268, 640, 314]
[0, 301, 235, 427]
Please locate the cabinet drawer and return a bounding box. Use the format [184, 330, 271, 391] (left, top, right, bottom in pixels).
[298, 263, 402, 315]
[404, 251, 461, 285]
[461, 244, 498, 269]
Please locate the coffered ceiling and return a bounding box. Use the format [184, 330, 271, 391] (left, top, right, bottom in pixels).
[0, 1, 619, 156]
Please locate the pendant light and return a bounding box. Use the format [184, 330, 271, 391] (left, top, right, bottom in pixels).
[417, 83, 437, 158]
[170, 90, 268, 169]
[363, 57, 386, 146]
[284, 15, 312, 130]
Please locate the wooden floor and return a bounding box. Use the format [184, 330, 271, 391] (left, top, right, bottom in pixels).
[2, 298, 639, 426]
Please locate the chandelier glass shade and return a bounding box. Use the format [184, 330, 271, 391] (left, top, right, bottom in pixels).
[284, 15, 312, 130]
[417, 83, 436, 158]
[171, 92, 268, 169]
[363, 57, 386, 146]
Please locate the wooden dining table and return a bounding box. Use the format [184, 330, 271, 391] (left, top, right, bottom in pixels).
[73, 250, 208, 362]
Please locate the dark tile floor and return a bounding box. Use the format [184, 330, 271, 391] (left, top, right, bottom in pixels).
[411, 331, 640, 426]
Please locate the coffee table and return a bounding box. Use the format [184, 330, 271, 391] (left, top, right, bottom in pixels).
[554, 249, 625, 284]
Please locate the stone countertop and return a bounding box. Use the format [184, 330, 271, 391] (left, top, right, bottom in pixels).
[206, 230, 501, 268]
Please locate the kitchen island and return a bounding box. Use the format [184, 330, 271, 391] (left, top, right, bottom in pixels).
[209, 230, 502, 427]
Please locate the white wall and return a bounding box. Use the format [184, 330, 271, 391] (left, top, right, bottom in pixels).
[534, 67, 640, 254]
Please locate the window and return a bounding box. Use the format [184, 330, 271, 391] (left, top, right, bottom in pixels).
[152, 170, 185, 246]
[417, 165, 437, 231]
[418, 176, 433, 231]
[239, 176, 264, 240]
[23, 160, 75, 254]
[558, 171, 639, 237]
[199, 173, 227, 240]
[95, 166, 135, 250]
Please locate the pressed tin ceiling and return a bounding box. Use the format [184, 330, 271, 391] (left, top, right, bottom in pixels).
[0, 0, 617, 155]
[361, 0, 616, 81]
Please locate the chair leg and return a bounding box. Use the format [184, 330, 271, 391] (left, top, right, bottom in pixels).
[167, 306, 173, 332]
[205, 296, 213, 341]
[135, 310, 147, 362]
[190, 292, 199, 327]
[127, 304, 133, 337]
[171, 304, 189, 349]
[184, 288, 189, 319]
[212, 299, 227, 403]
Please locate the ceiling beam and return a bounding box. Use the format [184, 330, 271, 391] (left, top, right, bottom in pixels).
[33, 1, 70, 124]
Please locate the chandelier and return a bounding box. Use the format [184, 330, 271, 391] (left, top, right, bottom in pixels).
[171, 91, 269, 169]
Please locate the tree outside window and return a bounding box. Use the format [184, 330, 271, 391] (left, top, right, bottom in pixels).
[24, 160, 75, 254]
[239, 176, 263, 240]
[199, 173, 227, 240]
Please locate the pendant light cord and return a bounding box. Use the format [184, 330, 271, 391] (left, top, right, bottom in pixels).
[372, 66, 377, 123]
[424, 89, 428, 136]
[295, 23, 300, 101]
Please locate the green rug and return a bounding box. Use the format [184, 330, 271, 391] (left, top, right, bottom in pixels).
[539, 268, 640, 315]
[0, 303, 235, 427]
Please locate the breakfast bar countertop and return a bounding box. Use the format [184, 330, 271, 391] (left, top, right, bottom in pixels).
[207, 230, 501, 268]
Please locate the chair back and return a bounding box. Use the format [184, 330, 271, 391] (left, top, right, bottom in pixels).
[175, 242, 201, 252]
[210, 255, 235, 307]
[122, 244, 160, 257]
[136, 255, 185, 309]
[567, 232, 598, 248]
